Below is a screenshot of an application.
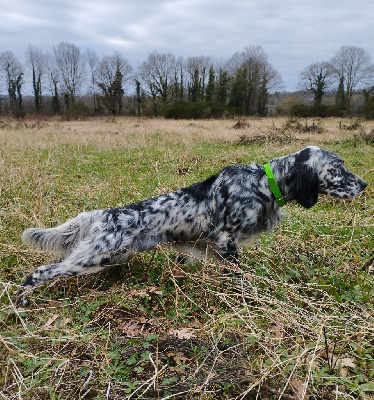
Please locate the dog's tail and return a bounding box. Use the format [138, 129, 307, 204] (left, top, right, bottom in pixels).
[22, 210, 102, 258]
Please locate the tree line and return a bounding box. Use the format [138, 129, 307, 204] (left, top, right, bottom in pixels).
[0, 43, 374, 118]
[296, 45, 374, 118]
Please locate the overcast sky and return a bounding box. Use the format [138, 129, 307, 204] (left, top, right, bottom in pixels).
[1, 0, 374, 92]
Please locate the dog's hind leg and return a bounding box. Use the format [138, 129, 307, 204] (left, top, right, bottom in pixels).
[16, 238, 134, 305]
[15, 259, 111, 306]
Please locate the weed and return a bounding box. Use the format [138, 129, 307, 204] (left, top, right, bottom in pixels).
[361, 128, 374, 145]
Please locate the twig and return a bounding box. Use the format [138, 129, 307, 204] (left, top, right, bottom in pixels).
[323, 326, 332, 371]
[106, 381, 111, 399]
[127, 364, 167, 399]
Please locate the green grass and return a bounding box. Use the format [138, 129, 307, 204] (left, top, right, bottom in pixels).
[0, 117, 373, 399]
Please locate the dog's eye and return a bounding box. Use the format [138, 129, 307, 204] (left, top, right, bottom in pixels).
[333, 161, 343, 169]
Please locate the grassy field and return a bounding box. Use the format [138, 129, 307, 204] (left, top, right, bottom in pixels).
[0, 116, 373, 399]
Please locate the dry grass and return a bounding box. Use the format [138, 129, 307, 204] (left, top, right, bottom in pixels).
[1, 115, 374, 149]
[0, 116, 373, 399]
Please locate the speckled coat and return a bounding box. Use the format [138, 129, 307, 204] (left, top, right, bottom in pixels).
[17, 145, 367, 304]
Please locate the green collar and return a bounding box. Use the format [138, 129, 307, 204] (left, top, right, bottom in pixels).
[264, 163, 286, 207]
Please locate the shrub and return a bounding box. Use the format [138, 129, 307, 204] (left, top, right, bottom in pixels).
[290, 104, 342, 118]
[63, 101, 90, 120]
[164, 101, 226, 119]
[290, 104, 311, 118]
[164, 101, 192, 119]
[363, 96, 374, 119]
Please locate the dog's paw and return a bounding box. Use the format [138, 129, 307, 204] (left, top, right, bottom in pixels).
[14, 290, 30, 307]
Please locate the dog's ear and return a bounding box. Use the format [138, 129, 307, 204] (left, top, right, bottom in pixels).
[288, 163, 320, 208]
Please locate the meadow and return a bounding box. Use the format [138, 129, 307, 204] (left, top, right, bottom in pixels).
[0, 115, 373, 399]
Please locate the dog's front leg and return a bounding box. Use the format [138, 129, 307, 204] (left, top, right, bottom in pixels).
[213, 234, 242, 276]
[215, 235, 239, 264]
[212, 235, 247, 296]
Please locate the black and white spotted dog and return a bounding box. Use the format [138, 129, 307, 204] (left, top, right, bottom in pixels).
[17, 146, 367, 304]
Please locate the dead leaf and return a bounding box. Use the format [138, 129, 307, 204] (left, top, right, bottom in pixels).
[60, 317, 71, 328]
[339, 357, 356, 368]
[289, 376, 309, 400]
[118, 317, 160, 337]
[128, 289, 150, 297]
[129, 286, 163, 297]
[170, 266, 187, 278]
[118, 320, 145, 337]
[47, 300, 60, 308]
[316, 350, 356, 375]
[338, 357, 356, 377]
[44, 314, 59, 330]
[169, 327, 197, 339]
[189, 319, 202, 328]
[148, 286, 163, 295]
[166, 351, 191, 364]
[269, 323, 285, 340]
[305, 354, 320, 370]
[243, 272, 254, 281]
[43, 314, 71, 330]
[169, 366, 186, 373]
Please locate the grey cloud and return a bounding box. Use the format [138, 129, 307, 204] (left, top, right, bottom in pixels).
[1, 0, 374, 91]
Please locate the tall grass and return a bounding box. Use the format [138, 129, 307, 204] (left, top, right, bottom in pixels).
[0, 116, 373, 399]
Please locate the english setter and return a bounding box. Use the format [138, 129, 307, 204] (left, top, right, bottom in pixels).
[16, 146, 367, 305]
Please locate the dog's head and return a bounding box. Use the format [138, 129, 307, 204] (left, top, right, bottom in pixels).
[288, 146, 367, 208]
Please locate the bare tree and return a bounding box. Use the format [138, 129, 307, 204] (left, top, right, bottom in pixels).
[85, 48, 99, 112]
[138, 51, 177, 112]
[53, 42, 86, 107]
[25, 45, 47, 112]
[330, 45, 374, 110]
[96, 52, 132, 115]
[45, 52, 61, 113]
[0, 51, 24, 113]
[298, 61, 334, 105]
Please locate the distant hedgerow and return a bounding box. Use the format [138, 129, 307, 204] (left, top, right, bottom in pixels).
[290, 104, 343, 118]
[164, 100, 226, 119]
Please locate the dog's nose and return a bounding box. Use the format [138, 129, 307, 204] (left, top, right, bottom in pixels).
[360, 180, 368, 190]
